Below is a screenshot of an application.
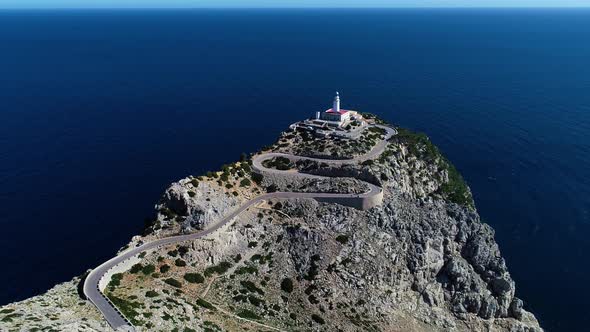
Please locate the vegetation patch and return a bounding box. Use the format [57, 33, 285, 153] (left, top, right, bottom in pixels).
[235, 265, 258, 275]
[395, 127, 474, 207]
[129, 263, 143, 274]
[248, 295, 264, 307]
[304, 254, 321, 281]
[312, 313, 326, 325]
[204, 261, 233, 277]
[335, 234, 349, 244]
[164, 278, 182, 288]
[251, 173, 263, 185]
[108, 273, 123, 290]
[106, 294, 143, 325]
[196, 298, 216, 311]
[240, 280, 265, 295]
[237, 309, 261, 320]
[142, 264, 156, 275]
[183, 272, 205, 284]
[250, 252, 273, 265]
[281, 278, 294, 293]
[262, 156, 293, 170]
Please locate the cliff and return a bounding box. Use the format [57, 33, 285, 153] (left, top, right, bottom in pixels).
[0, 117, 541, 332]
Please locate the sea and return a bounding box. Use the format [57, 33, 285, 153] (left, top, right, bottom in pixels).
[0, 9, 588, 331]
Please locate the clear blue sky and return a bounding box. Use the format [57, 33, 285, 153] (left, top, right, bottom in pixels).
[1, 0, 589, 9]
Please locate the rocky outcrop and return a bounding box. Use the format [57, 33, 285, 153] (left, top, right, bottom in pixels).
[0, 123, 541, 332]
[0, 277, 110, 332]
[156, 176, 244, 233]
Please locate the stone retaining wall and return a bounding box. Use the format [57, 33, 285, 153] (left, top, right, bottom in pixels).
[252, 164, 382, 211]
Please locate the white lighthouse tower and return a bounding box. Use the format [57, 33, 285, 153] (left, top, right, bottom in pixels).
[333, 91, 341, 113]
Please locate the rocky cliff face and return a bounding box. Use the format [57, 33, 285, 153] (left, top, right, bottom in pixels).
[0, 124, 541, 332]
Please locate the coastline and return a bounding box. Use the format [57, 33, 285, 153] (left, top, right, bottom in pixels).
[0, 119, 541, 331]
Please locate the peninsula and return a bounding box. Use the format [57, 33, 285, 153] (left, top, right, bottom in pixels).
[0, 94, 541, 332]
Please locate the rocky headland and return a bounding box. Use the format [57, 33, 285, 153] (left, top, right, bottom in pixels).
[0, 115, 541, 332]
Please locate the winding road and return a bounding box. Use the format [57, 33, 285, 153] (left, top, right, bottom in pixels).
[83, 124, 396, 331]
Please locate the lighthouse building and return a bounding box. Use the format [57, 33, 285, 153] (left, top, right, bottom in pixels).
[314, 92, 357, 127]
[315, 92, 353, 125]
[290, 92, 367, 138]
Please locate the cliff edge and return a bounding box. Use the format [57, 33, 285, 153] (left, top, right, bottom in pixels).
[0, 116, 541, 332]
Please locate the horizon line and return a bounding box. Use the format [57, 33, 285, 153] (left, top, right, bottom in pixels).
[2, 6, 590, 10]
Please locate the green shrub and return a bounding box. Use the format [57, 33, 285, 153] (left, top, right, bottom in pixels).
[204, 261, 233, 277]
[240, 178, 251, 187]
[190, 179, 199, 187]
[183, 273, 205, 284]
[178, 246, 189, 256]
[280, 278, 293, 293]
[248, 295, 264, 307]
[396, 127, 473, 207]
[240, 280, 264, 295]
[142, 264, 156, 275]
[196, 298, 215, 310]
[160, 207, 176, 220]
[311, 314, 325, 324]
[175, 258, 186, 267]
[237, 309, 260, 320]
[304, 254, 321, 281]
[129, 263, 143, 274]
[188, 191, 196, 198]
[335, 234, 349, 244]
[106, 294, 142, 325]
[251, 173, 263, 185]
[108, 273, 123, 290]
[145, 290, 159, 298]
[164, 278, 182, 288]
[235, 265, 258, 275]
[160, 264, 170, 273]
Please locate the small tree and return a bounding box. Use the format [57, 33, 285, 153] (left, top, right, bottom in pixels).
[183, 273, 205, 284]
[251, 173, 263, 185]
[142, 264, 155, 275]
[281, 278, 294, 293]
[164, 278, 182, 288]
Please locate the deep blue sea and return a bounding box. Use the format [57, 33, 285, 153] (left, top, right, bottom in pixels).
[0, 9, 589, 331]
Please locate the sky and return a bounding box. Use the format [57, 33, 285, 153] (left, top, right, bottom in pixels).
[1, 0, 589, 9]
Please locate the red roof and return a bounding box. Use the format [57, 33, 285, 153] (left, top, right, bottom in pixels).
[325, 108, 350, 115]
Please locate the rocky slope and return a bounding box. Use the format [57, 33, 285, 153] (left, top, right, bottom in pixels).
[0, 119, 541, 332]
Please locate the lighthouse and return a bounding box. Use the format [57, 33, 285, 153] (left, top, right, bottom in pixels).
[333, 91, 341, 113]
[302, 91, 365, 133]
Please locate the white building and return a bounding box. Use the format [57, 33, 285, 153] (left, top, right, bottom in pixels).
[289, 92, 367, 138]
[315, 92, 354, 127]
